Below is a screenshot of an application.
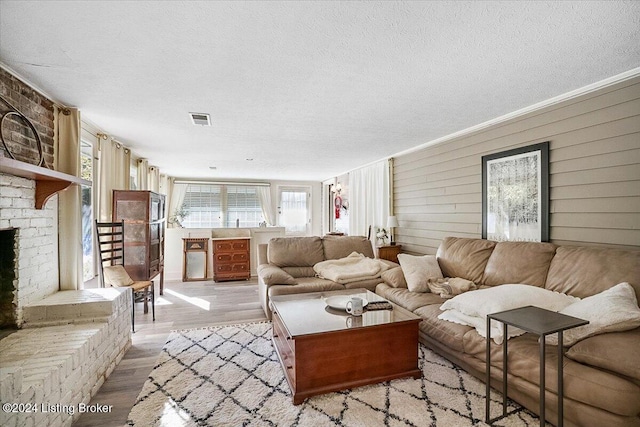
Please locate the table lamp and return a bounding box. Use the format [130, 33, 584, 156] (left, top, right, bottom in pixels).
[387, 216, 399, 245]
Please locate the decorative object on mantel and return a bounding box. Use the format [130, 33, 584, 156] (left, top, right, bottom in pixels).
[482, 141, 550, 242]
[0, 95, 46, 167]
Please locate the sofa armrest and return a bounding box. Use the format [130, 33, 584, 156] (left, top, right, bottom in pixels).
[258, 243, 269, 265]
[257, 264, 297, 320]
[257, 264, 297, 285]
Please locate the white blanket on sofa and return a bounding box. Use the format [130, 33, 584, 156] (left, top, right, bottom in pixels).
[314, 252, 391, 284]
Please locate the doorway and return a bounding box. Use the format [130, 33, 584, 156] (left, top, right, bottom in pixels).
[277, 186, 310, 236]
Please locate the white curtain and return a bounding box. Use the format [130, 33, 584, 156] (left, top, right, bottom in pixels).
[54, 106, 83, 290]
[256, 185, 275, 226]
[148, 166, 160, 192]
[137, 158, 149, 190]
[349, 160, 390, 238]
[168, 182, 188, 227]
[159, 174, 170, 196]
[97, 139, 130, 221]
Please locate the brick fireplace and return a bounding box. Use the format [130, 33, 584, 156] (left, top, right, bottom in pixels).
[0, 67, 133, 427]
[0, 173, 59, 327]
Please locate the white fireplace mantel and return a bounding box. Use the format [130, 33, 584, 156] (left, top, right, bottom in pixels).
[0, 157, 90, 209]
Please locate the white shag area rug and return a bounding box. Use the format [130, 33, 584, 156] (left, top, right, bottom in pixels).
[127, 322, 543, 426]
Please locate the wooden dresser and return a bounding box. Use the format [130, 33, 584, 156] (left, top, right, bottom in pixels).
[212, 238, 250, 282]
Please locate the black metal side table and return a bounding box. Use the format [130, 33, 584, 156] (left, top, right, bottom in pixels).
[485, 305, 588, 427]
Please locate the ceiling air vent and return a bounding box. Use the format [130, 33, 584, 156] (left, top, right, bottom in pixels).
[189, 112, 211, 126]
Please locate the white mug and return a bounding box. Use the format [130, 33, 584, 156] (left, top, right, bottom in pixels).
[346, 297, 364, 316]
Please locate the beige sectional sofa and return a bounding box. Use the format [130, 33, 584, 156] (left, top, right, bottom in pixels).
[377, 237, 640, 427]
[257, 235, 397, 320]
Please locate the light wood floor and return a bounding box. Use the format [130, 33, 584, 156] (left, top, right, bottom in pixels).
[74, 278, 267, 427]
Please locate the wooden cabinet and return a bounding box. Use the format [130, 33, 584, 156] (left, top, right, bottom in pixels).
[112, 190, 166, 294]
[212, 238, 250, 282]
[377, 245, 402, 263]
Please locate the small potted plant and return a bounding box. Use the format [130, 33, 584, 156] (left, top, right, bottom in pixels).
[169, 203, 189, 228]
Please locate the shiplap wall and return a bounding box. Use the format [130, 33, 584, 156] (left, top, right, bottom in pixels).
[393, 76, 640, 254]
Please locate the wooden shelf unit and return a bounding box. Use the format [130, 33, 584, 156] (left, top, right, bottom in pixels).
[112, 190, 166, 294]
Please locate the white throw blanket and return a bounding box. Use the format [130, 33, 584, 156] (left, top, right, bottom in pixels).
[314, 252, 391, 284]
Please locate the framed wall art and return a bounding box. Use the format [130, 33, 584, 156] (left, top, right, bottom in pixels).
[482, 142, 549, 242]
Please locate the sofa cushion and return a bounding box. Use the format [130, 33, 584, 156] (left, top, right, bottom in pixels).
[546, 282, 640, 346]
[257, 264, 297, 285]
[436, 237, 496, 284]
[281, 266, 316, 278]
[463, 331, 640, 415]
[545, 245, 640, 299]
[482, 241, 556, 287]
[322, 235, 374, 260]
[380, 267, 407, 288]
[497, 334, 640, 416]
[463, 329, 526, 365]
[414, 304, 472, 353]
[268, 237, 325, 267]
[343, 278, 385, 292]
[397, 254, 443, 292]
[268, 278, 344, 298]
[566, 327, 640, 381]
[375, 283, 445, 312]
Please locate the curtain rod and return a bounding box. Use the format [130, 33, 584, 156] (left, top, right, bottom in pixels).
[174, 180, 271, 187]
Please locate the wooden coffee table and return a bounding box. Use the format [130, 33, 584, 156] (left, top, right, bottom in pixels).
[270, 289, 421, 405]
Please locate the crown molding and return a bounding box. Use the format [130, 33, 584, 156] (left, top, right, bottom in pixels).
[390, 67, 640, 160]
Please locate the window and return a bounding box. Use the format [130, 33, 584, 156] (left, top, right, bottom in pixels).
[181, 184, 263, 228]
[80, 140, 94, 282]
[226, 186, 263, 228]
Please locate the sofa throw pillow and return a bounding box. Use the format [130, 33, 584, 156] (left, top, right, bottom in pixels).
[257, 264, 297, 285]
[566, 328, 640, 381]
[397, 253, 443, 293]
[380, 267, 407, 288]
[103, 265, 134, 287]
[546, 282, 640, 346]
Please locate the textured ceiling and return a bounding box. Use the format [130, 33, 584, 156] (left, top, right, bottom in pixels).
[1, 1, 639, 181]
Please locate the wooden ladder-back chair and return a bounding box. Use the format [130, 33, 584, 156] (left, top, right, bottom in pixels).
[95, 220, 155, 332]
